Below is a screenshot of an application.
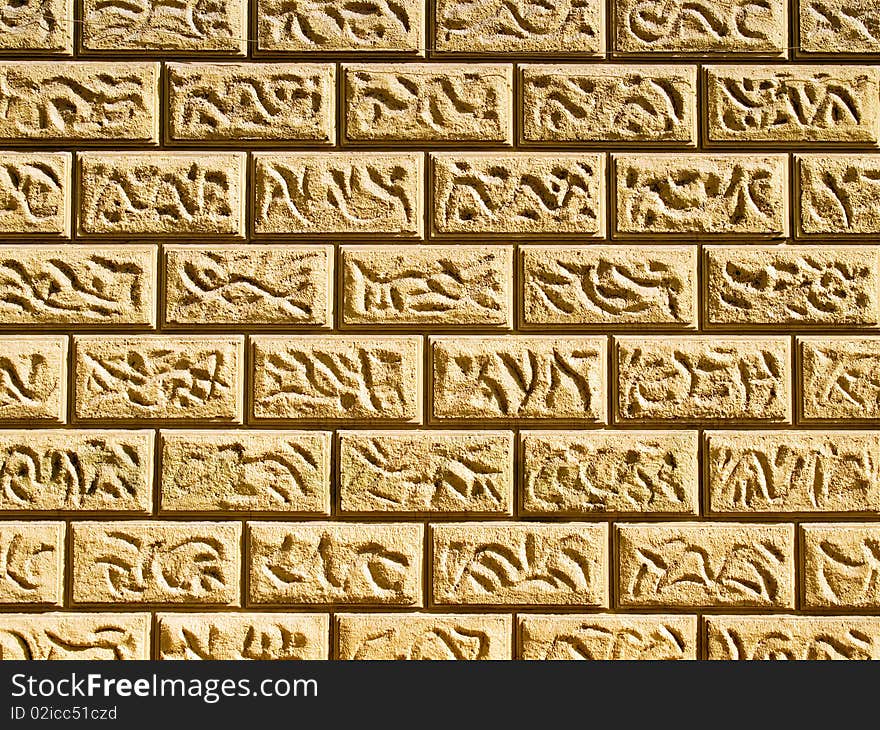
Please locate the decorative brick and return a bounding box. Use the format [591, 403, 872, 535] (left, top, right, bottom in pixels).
[431, 153, 604, 236]
[72, 521, 241, 605]
[343, 64, 513, 144]
[341, 245, 512, 327]
[0, 336, 67, 423]
[617, 522, 795, 608]
[797, 155, 880, 235]
[251, 336, 422, 422]
[800, 337, 880, 421]
[253, 153, 422, 237]
[705, 245, 880, 327]
[521, 65, 697, 145]
[521, 430, 699, 514]
[78, 153, 245, 237]
[799, 0, 880, 55]
[158, 613, 329, 660]
[73, 335, 244, 423]
[0, 430, 152, 513]
[338, 430, 513, 514]
[520, 615, 698, 660]
[802, 523, 880, 608]
[0, 613, 149, 660]
[167, 63, 335, 143]
[338, 614, 512, 660]
[248, 522, 423, 606]
[0, 0, 72, 53]
[164, 245, 332, 327]
[0, 522, 64, 605]
[160, 430, 330, 513]
[522, 245, 697, 328]
[432, 336, 606, 421]
[432, 522, 608, 606]
[0, 152, 70, 237]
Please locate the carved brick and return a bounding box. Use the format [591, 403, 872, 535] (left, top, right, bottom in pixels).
[800, 337, 880, 421]
[0, 336, 67, 423]
[798, 155, 880, 235]
[0, 521, 64, 605]
[799, 0, 880, 54]
[802, 523, 880, 608]
[0, 152, 70, 236]
[0, 613, 149, 660]
[0, 0, 72, 53]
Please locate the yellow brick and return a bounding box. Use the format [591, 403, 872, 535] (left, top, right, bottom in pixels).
[799, 0, 880, 54]
[248, 522, 423, 606]
[521, 65, 697, 144]
[615, 336, 791, 423]
[706, 615, 880, 659]
[343, 64, 512, 144]
[0, 521, 64, 605]
[337, 614, 511, 660]
[163, 245, 332, 327]
[520, 615, 697, 660]
[77, 152, 246, 237]
[706, 430, 880, 513]
[798, 155, 880, 235]
[257, 0, 423, 52]
[0, 0, 71, 53]
[0, 62, 157, 142]
[0, 245, 156, 327]
[72, 521, 241, 605]
[706, 66, 880, 144]
[167, 63, 335, 143]
[73, 335, 244, 423]
[0, 152, 70, 236]
[432, 522, 608, 606]
[0, 430, 152, 513]
[617, 522, 795, 608]
[802, 523, 880, 608]
[521, 430, 698, 515]
[253, 153, 422, 237]
[338, 430, 513, 514]
[613, 153, 788, 237]
[341, 245, 512, 327]
[160, 430, 330, 513]
[251, 336, 422, 422]
[522, 245, 696, 328]
[431, 153, 604, 236]
[0, 613, 149, 660]
[800, 337, 880, 421]
[0, 336, 67, 423]
[705, 245, 880, 327]
[432, 336, 606, 421]
[158, 613, 328, 660]
[434, 0, 603, 53]
[614, 0, 787, 55]
[81, 0, 246, 53]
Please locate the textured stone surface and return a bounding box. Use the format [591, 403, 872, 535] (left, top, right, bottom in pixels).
[0, 0, 72, 53]
[521, 430, 699, 514]
[338, 430, 513, 514]
[164, 245, 331, 327]
[167, 63, 335, 143]
[617, 522, 795, 608]
[799, 0, 880, 54]
[800, 337, 880, 421]
[615, 336, 791, 422]
[521, 65, 697, 144]
[0, 336, 67, 423]
[0, 522, 64, 605]
[341, 245, 511, 327]
[432, 522, 608, 606]
[72, 521, 241, 605]
[160, 430, 330, 513]
[0, 430, 152, 512]
[248, 522, 423, 605]
[337, 614, 511, 660]
[798, 155, 880, 235]
[522, 245, 696, 328]
[431, 153, 604, 236]
[707, 431, 880, 513]
[520, 614, 697, 660]
[158, 613, 329, 659]
[0, 613, 149, 660]
[802, 523, 880, 608]
[0, 152, 70, 236]
[432, 336, 606, 421]
[705, 245, 880, 326]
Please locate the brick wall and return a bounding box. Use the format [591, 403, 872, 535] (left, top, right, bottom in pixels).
[0, 0, 878, 660]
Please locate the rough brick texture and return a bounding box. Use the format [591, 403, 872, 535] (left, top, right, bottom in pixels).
[1, 0, 878, 662]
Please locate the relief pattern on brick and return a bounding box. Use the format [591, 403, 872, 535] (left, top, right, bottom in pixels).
[0, 337, 66, 423]
[0, 614, 149, 660]
[0, 153, 69, 236]
[803, 524, 880, 608]
[798, 155, 880, 235]
[0, 0, 71, 52]
[0, 522, 63, 605]
[799, 0, 880, 54]
[800, 338, 880, 421]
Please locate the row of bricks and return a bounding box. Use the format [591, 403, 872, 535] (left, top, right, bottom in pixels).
[6, 428, 880, 515]
[2, 612, 880, 660]
[3, 334, 880, 423]
[1, 63, 879, 147]
[0, 520, 876, 609]
[4, 151, 879, 239]
[2, 243, 879, 330]
[5, 0, 874, 56]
